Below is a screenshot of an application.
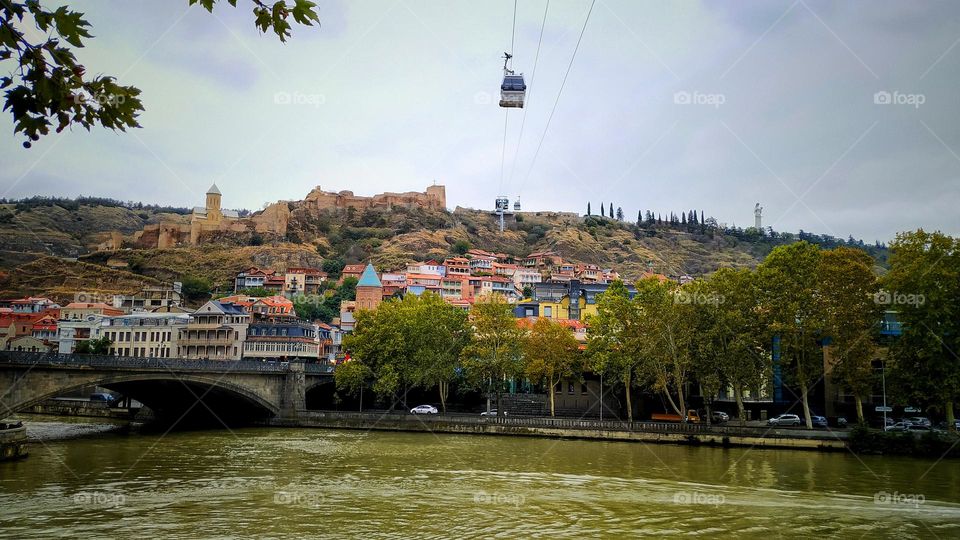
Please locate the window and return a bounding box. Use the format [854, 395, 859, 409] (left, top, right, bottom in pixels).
[581, 384, 588, 395]
[568, 382, 575, 394]
[544, 306, 552, 318]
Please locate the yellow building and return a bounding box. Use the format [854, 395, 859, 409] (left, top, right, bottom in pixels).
[536, 295, 600, 321]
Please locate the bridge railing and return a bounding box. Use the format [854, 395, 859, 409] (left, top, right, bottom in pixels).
[0, 351, 334, 374]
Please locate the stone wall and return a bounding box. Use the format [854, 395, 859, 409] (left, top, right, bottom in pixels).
[305, 185, 446, 212]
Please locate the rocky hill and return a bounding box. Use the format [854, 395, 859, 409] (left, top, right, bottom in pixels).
[0, 195, 887, 300]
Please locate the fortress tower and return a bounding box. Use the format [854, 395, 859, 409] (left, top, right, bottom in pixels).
[425, 185, 446, 209]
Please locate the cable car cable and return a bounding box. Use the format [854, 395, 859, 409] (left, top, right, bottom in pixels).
[498, 0, 519, 193]
[507, 0, 550, 189]
[499, 111, 510, 191]
[517, 0, 596, 197]
[510, 0, 518, 56]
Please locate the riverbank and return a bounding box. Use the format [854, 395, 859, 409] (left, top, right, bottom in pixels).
[270, 411, 849, 452]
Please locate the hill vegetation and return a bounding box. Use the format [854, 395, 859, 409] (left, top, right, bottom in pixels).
[0, 194, 889, 300]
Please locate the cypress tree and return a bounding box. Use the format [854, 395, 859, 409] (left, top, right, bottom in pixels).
[601, 203, 605, 217]
[587, 202, 591, 216]
[609, 202, 614, 218]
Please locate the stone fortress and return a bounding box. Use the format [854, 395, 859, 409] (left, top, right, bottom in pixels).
[110, 184, 447, 250]
[304, 184, 446, 211]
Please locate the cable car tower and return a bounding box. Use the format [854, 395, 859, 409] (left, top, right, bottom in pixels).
[495, 196, 510, 232]
[499, 53, 526, 108]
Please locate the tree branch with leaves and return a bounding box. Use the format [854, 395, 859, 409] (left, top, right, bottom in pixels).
[1, 0, 319, 146]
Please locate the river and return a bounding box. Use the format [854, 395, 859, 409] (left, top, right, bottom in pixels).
[1, 419, 959, 538]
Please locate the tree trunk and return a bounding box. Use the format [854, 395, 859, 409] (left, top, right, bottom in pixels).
[734, 385, 746, 427]
[699, 383, 710, 426]
[625, 372, 633, 423]
[438, 381, 448, 413]
[678, 386, 687, 422]
[549, 378, 556, 417]
[946, 401, 956, 432]
[664, 388, 681, 417]
[855, 395, 864, 425]
[800, 379, 812, 429]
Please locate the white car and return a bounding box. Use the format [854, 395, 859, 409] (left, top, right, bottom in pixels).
[480, 410, 507, 416]
[767, 413, 801, 426]
[711, 411, 729, 423]
[410, 405, 438, 415]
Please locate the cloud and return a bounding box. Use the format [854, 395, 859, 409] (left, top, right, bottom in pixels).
[0, 0, 958, 244]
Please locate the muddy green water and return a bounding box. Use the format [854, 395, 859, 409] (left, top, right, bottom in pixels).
[1, 423, 959, 538]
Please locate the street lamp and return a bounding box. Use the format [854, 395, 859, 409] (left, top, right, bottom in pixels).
[881, 359, 887, 428]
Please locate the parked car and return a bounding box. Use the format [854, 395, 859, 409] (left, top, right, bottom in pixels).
[89, 393, 115, 403]
[711, 411, 729, 423]
[811, 415, 828, 428]
[767, 414, 801, 427]
[885, 422, 911, 432]
[410, 405, 438, 415]
[836, 416, 849, 428]
[480, 410, 507, 416]
[907, 417, 932, 428]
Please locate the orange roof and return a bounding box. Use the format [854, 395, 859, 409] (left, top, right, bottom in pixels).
[639, 272, 671, 283]
[257, 295, 293, 305]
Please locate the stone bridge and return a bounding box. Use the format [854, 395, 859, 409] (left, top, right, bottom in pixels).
[0, 352, 334, 426]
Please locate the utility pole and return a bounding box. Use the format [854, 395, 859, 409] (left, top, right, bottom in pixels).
[882, 360, 887, 428]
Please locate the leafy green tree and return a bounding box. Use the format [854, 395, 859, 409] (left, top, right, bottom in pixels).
[345, 293, 470, 411]
[616, 207, 624, 221]
[345, 298, 415, 408]
[819, 247, 881, 424]
[757, 242, 824, 428]
[1, 0, 320, 146]
[522, 285, 533, 299]
[75, 336, 111, 355]
[635, 278, 695, 419]
[322, 258, 346, 279]
[452, 240, 471, 255]
[884, 230, 960, 429]
[524, 318, 580, 416]
[697, 268, 768, 424]
[461, 296, 524, 416]
[587, 280, 643, 421]
[338, 276, 358, 301]
[293, 294, 338, 322]
[334, 359, 372, 411]
[407, 293, 471, 412]
[236, 287, 271, 297]
[180, 275, 212, 302]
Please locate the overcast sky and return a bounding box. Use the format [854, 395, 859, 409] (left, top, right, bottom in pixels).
[2, 0, 959, 243]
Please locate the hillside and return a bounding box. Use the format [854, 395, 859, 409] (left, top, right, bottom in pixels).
[0, 257, 164, 302]
[0, 196, 888, 298]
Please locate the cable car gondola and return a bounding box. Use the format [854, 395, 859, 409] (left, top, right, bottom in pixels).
[499, 53, 526, 108]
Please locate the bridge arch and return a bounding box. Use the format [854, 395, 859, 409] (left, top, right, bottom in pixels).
[4, 372, 280, 426]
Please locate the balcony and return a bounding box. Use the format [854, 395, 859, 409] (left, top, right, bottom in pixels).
[179, 337, 236, 346]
